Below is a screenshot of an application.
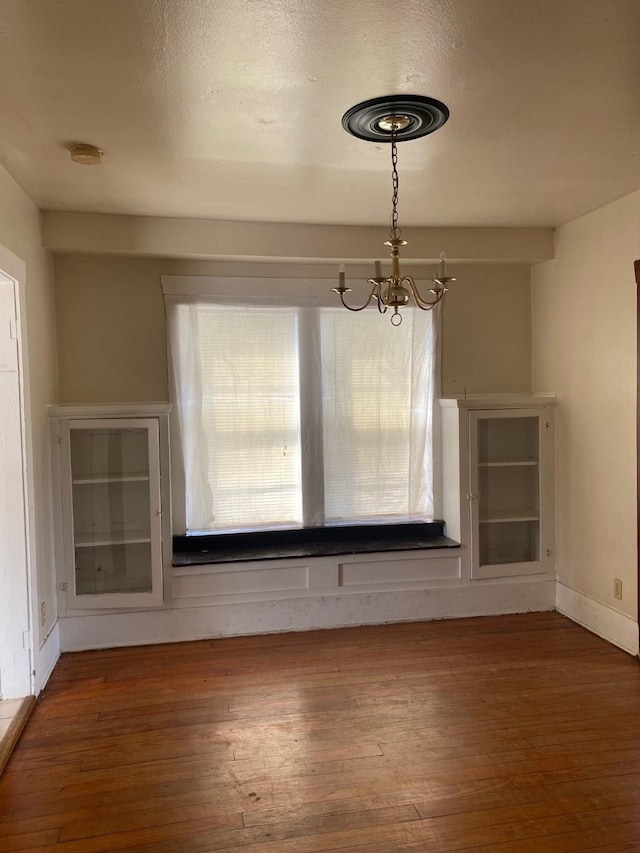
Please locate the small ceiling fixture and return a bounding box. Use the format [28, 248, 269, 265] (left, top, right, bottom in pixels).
[68, 143, 104, 165]
[332, 95, 454, 325]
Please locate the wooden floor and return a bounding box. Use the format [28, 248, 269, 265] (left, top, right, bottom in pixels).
[1, 612, 640, 852]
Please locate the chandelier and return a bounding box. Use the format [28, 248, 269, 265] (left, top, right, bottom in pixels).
[332, 95, 455, 326]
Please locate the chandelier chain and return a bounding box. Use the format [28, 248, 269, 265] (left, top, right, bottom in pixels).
[390, 127, 400, 242]
[333, 98, 453, 323]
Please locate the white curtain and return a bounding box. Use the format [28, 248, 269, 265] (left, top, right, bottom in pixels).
[320, 308, 436, 523]
[166, 300, 215, 532]
[168, 300, 302, 533]
[166, 293, 438, 534]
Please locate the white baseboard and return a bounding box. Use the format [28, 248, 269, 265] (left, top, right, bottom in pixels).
[556, 582, 639, 656]
[34, 621, 60, 694]
[59, 580, 556, 652]
[52, 580, 640, 660]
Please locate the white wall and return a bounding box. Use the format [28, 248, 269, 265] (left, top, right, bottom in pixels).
[0, 163, 59, 688]
[532, 190, 639, 653]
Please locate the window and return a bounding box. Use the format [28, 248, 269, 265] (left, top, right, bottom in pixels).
[167, 296, 437, 535]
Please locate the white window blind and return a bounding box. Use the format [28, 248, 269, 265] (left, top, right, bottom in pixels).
[321, 310, 433, 523]
[169, 304, 302, 532]
[167, 295, 437, 534]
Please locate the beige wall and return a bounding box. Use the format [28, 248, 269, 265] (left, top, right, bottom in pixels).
[54, 256, 532, 403]
[0, 163, 58, 647]
[441, 264, 531, 396]
[55, 256, 168, 403]
[532, 190, 639, 619]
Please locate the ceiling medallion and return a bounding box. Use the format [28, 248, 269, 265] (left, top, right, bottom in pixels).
[332, 95, 454, 326]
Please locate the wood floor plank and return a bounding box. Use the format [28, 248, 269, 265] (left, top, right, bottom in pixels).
[0, 828, 61, 852]
[2, 612, 640, 852]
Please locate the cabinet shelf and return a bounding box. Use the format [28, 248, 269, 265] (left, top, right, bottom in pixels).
[75, 529, 152, 548]
[479, 508, 539, 524]
[478, 459, 538, 468]
[72, 473, 150, 485]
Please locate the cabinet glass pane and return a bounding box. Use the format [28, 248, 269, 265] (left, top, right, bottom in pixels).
[478, 466, 539, 521]
[477, 416, 541, 567]
[75, 543, 153, 594]
[72, 481, 151, 545]
[69, 428, 153, 596]
[477, 417, 538, 464]
[479, 521, 540, 566]
[70, 427, 150, 481]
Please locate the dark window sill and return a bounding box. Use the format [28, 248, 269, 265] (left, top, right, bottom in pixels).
[172, 521, 459, 566]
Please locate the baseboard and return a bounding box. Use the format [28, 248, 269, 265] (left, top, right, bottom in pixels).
[59, 580, 556, 651]
[35, 621, 60, 695]
[556, 582, 639, 656]
[53, 580, 639, 659]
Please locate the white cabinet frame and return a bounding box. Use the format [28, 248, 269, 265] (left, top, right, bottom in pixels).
[441, 396, 556, 582]
[469, 407, 554, 579]
[50, 404, 171, 612]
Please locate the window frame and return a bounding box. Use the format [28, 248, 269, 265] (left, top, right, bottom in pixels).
[163, 275, 442, 537]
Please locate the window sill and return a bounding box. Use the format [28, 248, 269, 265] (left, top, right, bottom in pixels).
[172, 521, 459, 566]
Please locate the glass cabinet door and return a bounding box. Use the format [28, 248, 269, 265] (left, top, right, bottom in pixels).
[469, 409, 551, 579]
[61, 418, 163, 608]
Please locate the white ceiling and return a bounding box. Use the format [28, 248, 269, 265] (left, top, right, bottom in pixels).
[0, 0, 639, 228]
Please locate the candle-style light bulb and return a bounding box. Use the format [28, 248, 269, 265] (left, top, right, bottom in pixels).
[439, 253, 447, 280]
[374, 260, 382, 279]
[338, 264, 346, 287]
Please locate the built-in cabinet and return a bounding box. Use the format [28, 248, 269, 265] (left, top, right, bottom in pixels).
[50, 404, 171, 611]
[49, 396, 555, 650]
[441, 396, 555, 580]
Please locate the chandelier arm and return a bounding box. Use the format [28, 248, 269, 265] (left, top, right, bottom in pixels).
[404, 276, 446, 311]
[337, 283, 379, 312]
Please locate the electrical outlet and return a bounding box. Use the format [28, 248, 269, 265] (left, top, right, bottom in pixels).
[40, 601, 46, 626]
[613, 578, 623, 601]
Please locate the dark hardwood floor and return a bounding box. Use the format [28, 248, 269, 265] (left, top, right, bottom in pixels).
[1, 612, 640, 852]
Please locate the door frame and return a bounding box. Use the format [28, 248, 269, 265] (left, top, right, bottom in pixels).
[0, 243, 35, 698]
[636, 260, 640, 643]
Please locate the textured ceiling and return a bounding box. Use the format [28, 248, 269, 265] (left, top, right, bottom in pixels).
[0, 0, 639, 227]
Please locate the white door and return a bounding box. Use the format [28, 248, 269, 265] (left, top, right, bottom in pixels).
[0, 273, 32, 698]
